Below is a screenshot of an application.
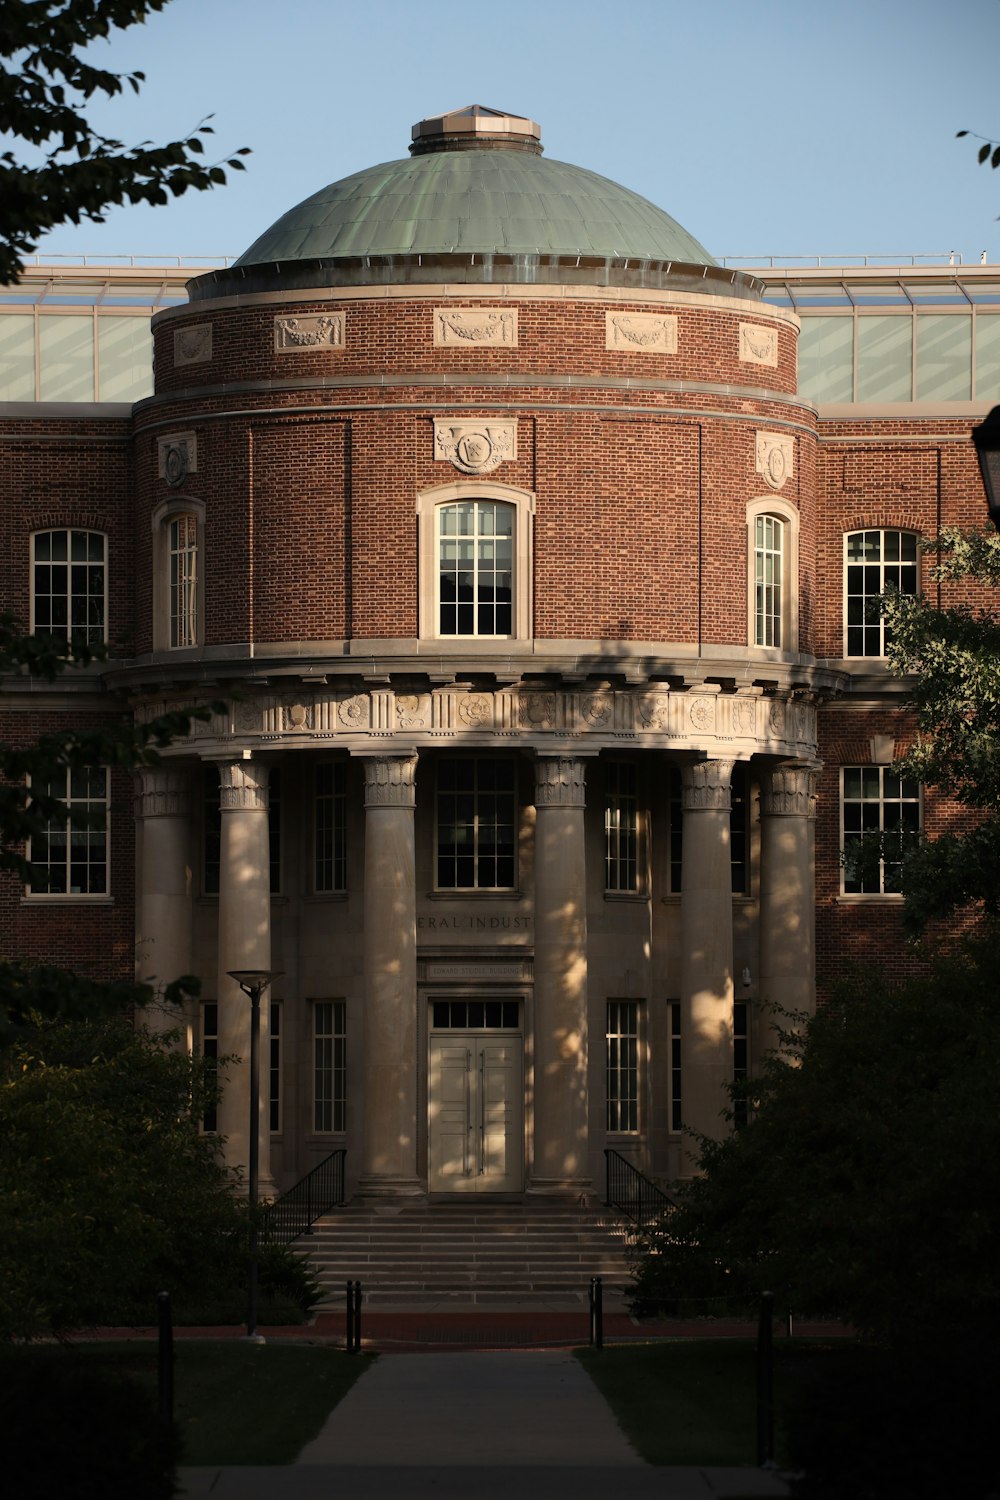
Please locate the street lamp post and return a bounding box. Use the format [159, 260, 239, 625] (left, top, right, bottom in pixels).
[972, 405, 1000, 531]
[227, 968, 283, 1343]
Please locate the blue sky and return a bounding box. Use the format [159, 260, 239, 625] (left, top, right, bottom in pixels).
[24, 0, 1000, 266]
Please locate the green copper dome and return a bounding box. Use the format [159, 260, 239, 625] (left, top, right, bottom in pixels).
[235, 148, 715, 268]
[188, 108, 764, 303]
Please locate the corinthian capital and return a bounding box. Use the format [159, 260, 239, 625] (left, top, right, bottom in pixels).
[534, 755, 588, 808]
[761, 763, 818, 819]
[218, 760, 270, 811]
[362, 754, 418, 808]
[134, 767, 189, 820]
[681, 758, 735, 812]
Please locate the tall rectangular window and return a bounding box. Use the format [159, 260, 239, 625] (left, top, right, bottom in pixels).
[733, 1000, 749, 1129]
[604, 760, 639, 892]
[844, 530, 919, 657]
[202, 765, 221, 896]
[754, 515, 784, 647]
[606, 1001, 639, 1133]
[730, 763, 749, 895]
[313, 1000, 346, 1133]
[32, 529, 106, 643]
[169, 514, 198, 648]
[436, 756, 516, 890]
[669, 1001, 682, 1132]
[28, 767, 108, 895]
[269, 1000, 282, 1134]
[438, 500, 513, 636]
[842, 766, 921, 894]
[668, 766, 683, 893]
[268, 767, 282, 896]
[315, 760, 347, 893]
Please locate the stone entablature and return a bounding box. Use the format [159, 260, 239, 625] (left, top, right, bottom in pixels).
[136, 681, 819, 760]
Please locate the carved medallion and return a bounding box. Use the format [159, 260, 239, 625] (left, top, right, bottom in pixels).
[739, 323, 778, 367]
[396, 695, 428, 729]
[689, 697, 715, 732]
[434, 308, 518, 347]
[519, 692, 556, 729]
[755, 430, 794, 491]
[732, 699, 756, 735]
[638, 694, 671, 731]
[283, 702, 311, 732]
[434, 420, 517, 475]
[157, 431, 198, 487]
[338, 695, 370, 728]
[580, 694, 612, 728]
[604, 311, 678, 354]
[768, 701, 787, 737]
[458, 694, 492, 727]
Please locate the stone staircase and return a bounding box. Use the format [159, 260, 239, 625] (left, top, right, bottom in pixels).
[300, 1200, 637, 1308]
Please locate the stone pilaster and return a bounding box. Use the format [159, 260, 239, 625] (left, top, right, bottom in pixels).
[134, 767, 192, 1041]
[679, 758, 736, 1171]
[358, 754, 422, 1196]
[530, 754, 591, 1197]
[215, 759, 273, 1191]
[759, 763, 818, 1057]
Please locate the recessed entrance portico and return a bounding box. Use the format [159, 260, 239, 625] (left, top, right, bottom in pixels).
[428, 1009, 524, 1194]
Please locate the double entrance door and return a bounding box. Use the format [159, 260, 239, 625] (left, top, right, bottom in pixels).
[429, 1032, 523, 1193]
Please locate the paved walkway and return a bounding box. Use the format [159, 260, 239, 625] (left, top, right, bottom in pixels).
[178, 1347, 790, 1500]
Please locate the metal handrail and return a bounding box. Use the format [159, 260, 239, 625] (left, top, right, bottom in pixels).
[262, 1148, 346, 1244]
[604, 1147, 678, 1229]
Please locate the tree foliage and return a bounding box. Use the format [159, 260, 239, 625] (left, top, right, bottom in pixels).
[0, 0, 249, 283]
[957, 128, 1000, 172]
[633, 936, 1000, 1349]
[880, 528, 1000, 931]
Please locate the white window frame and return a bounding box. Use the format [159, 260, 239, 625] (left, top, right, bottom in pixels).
[314, 760, 348, 894]
[312, 999, 346, 1134]
[30, 528, 107, 643]
[151, 497, 205, 651]
[606, 999, 640, 1134]
[843, 528, 920, 659]
[746, 497, 798, 654]
[840, 765, 922, 897]
[26, 766, 110, 898]
[417, 482, 534, 645]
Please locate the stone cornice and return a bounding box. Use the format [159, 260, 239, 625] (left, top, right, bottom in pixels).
[134, 682, 821, 761]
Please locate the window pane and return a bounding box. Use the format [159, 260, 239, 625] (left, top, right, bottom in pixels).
[436, 756, 516, 889]
[39, 315, 94, 401]
[798, 316, 853, 402]
[915, 314, 971, 401]
[857, 316, 911, 402]
[975, 315, 1000, 402]
[98, 316, 153, 401]
[0, 314, 35, 400]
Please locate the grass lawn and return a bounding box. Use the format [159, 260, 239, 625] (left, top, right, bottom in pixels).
[2, 1342, 372, 1466]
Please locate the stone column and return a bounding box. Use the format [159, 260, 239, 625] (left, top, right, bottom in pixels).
[530, 754, 591, 1198]
[359, 754, 422, 1197]
[759, 763, 818, 1056]
[215, 759, 273, 1191]
[135, 767, 192, 1042]
[679, 758, 736, 1170]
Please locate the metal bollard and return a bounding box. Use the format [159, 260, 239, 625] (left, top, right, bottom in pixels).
[157, 1291, 174, 1424]
[589, 1276, 604, 1349]
[756, 1290, 775, 1467]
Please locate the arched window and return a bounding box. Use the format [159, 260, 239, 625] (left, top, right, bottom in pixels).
[31, 529, 106, 643]
[152, 499, 204, 650]
[746, 498, 799, 653]
[417, 483, 534, 643]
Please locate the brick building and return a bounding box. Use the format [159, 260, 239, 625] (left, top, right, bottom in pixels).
[1, 105, 994, 1199]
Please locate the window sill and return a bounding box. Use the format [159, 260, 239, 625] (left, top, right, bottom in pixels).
[21, 894, 113, 906]
[427, 889, 523, 900]
[304, 892, 349, 903]
[603, 889, 646, 902]
[835, 893, 904, 904]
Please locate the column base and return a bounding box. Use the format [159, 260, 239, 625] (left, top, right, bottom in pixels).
[356, 1175, 427, 1201]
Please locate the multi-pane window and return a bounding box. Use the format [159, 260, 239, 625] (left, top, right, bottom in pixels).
[436, 757, 516, 890]
[267, 768, 282, 896]
[32, 529, 106, 642]
[668, 767, 683, 893]
[604, 760, 639, 893]
[201, 1002, 218, 1133]
[269, 1000, 282, 1134]
[754, 514, 784, 647]
[438, 500, 513, 636]
[315, 760, 347, 893]
[28, 767, 108, 894]
[842, 766, 921, 894]
[730, 763, 749, 895]
[844, 530, 919, 657]
[169, 514, 198, 648]
[313, 1000, 346, 1133]
[606, 1001, 639, 1133]
[669, 1001, 682, 1132]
